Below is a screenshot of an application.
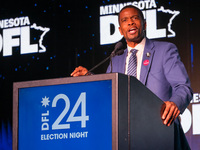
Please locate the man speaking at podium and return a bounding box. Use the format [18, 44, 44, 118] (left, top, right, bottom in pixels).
[71, 5, 193, 150]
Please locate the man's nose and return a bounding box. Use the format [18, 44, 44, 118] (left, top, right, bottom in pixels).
[128, 19, 135, 25]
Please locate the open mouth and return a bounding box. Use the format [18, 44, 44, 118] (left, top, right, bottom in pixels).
[129, 28, 137, 34]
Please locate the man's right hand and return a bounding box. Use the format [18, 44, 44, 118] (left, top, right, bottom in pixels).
[70, 66, 89, 77]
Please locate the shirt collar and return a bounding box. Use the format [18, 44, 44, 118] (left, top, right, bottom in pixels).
[127, 37, 146, 53]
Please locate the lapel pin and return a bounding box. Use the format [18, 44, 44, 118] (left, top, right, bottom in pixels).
[146, 52, 151, 57]
[143, 60, 149, 66]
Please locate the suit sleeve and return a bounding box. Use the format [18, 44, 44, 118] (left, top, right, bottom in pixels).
[163, 43, 193, 113]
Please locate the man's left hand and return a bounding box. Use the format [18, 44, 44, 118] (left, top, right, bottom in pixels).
[161, 101, 180, 126]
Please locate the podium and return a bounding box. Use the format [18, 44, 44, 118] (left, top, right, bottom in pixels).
[13, 73, 174, 150]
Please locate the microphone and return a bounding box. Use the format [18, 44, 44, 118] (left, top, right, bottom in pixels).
[110, 42, 124, 73]
[115, 49, 124, 55]
[111, 42, 124, 57]
[85, 42, 124, 75]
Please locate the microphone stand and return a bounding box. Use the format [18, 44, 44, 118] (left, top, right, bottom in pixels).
[85, 55, 111, 75]
[84, 41, 124, 75]
[84, 49, 124, 75]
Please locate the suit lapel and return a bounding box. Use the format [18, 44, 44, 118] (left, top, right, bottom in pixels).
[140, 38, 155, 85]
[119, 49, 128, 74]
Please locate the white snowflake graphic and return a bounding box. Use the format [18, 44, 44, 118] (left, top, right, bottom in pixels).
[41, 96, 50, 107]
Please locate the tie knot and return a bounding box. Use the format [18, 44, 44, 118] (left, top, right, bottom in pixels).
[131, 49, 137, 55]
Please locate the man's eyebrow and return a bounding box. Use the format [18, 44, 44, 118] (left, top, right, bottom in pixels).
[121, 17, 127, 20]
[131, 15, 140, 17]
[120, 15, 139, 20]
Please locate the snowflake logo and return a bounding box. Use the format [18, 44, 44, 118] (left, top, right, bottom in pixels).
[41, 96, 50, 107]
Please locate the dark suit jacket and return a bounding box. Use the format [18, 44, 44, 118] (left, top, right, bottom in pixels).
[107, 38, 193, 149]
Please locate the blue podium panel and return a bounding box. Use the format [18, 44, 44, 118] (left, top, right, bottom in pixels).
[18, 80, 112, 150]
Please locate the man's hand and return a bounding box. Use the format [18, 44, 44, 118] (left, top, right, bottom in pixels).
[70, 66, 89, 77]
[161, 101, 180, 126]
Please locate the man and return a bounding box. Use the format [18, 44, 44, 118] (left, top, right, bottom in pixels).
[71, 5, 193, 149]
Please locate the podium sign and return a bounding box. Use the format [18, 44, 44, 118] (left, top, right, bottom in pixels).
[18, 80, 112, 149]
[13, 73, 174, 150]
[13, 73, 129, 150]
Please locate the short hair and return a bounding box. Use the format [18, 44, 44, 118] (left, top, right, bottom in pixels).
[118, 5, 145, 24]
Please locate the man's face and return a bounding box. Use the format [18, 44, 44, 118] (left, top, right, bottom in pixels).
[118, 7, 146, 44]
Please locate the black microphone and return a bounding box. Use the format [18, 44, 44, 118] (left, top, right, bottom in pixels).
[85, 42, 124, 75]
[111, 42, 124, 57]
[110, 42, 124, 73]
[115, 49, 124, 56]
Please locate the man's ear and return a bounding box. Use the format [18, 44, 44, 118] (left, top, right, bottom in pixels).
[144, 21, 147, 31]
[118, 26, 123, 36]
